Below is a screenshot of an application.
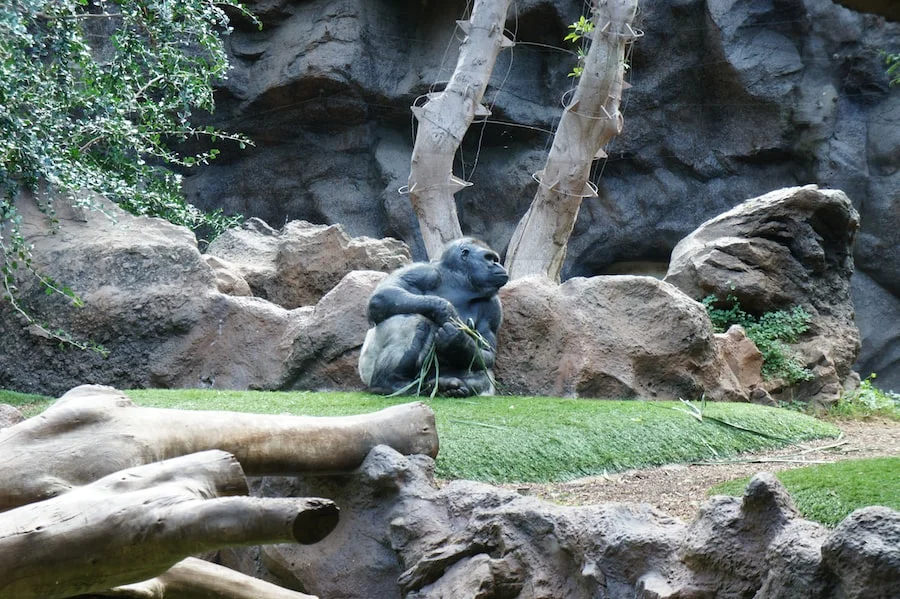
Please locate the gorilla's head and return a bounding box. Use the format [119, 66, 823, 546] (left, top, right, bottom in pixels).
[440, 238, 509, 296]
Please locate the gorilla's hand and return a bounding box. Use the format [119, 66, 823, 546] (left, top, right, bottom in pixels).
[435, 321, 477, 355]
[428, 297, 459, 325]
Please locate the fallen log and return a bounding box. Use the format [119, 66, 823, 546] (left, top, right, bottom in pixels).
[0, 450, 339, 599]
[99, 557, 318, 599]
[0, 384, 439, 511]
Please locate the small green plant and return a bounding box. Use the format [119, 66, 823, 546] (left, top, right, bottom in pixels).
[880, 50, 900, 86]
[830, 373, 900, 420]
[702, 292, 813, 385]
[564, 15, 631, 78]
[565, 16, 595, 78]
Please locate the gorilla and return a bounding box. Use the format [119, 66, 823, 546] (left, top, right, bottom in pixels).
[358, 238, 509, 397]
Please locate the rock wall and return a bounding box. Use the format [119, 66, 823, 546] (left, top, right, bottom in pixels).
[181, 0, 900, 389]
[0, 185, 858, 404]
[218, 445, 900, 599]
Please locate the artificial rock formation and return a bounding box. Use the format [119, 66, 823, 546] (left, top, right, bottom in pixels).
[0, 192, 386, 395]
[496, 274, 748, 401]
[182, 0, 900, 389]
[0, 185, 855, 404]
[224, 445, 900, 599]
[665, 185, 861, 408]
[205, 218, 410, 308]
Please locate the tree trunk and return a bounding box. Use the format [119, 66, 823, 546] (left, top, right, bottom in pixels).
[408, 0, 514, 258]
[0, 384, 439, 511]
[0, 450, 339, 599]
[100, 557, 318, 599]
[504, 0, 639, 281]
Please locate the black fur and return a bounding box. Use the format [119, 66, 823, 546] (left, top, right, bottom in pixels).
[358, 238, 508, 397]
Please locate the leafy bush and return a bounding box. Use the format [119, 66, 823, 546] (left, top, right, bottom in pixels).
[830, 373, 900, 420]
[702, 292, 813, 384]
[1, 0, 254, 347]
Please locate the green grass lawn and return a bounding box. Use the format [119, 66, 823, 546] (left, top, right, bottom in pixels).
[709, 457, 900, 527]
[1, 388, 840, 483]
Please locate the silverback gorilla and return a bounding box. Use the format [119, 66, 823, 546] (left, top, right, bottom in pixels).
[358, 238, 509, 397]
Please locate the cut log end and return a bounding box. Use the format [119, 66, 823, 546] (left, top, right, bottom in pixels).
[292, 499, 340, 544]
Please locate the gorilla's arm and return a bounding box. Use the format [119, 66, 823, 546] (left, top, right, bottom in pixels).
[434, 295, 502, 369]
[472, 295, 502, 369]
[367, 264, 458, 326]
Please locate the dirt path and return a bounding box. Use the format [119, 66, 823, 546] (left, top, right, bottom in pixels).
[503, 419, 900, 521]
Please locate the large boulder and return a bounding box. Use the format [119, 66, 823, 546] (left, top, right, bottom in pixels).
[206, 218, 410, 308]
[821, 506, 900, 599]
[0, 192, 381, 395]
[680, 472, 832, 599]
[0, 191, 220, 394]
[181, 0, 900, 387]
[496, 274, 748, 401]
[223, 445, 900, 599]
[664, 185, 861, 408]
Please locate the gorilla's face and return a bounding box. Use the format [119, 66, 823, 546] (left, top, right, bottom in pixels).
[456, 240, 508, 295]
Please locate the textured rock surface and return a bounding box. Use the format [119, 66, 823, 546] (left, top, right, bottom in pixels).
[0, 191, 219, 394]
[680, 472, 831, 599]
[0, 191, 382, 395]
[0, 405, 23, 429]
[665, 185, 861, 407]
[224, 445, 900, 599]
[0, 185, 866, 404]
[821, 506, 900, 599]
[206, 218, 410, 308]
[182, 0, 900, 388]
[715, 325, 764, 392]
[496, 274, 747, 400]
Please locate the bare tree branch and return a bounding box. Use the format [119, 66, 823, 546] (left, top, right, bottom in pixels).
[408, 0, 514, 257]
[0, 385, 439, 511]
[0, 451, 339, 599]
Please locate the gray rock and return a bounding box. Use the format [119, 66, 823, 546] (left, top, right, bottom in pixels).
[206, 218, 410, 308]
[0, 191, 385, 395]
[0, 190, 217, 395]
[225, 447, 900, 599]
[664, 185, 861, 407]
[220, 446, 446, 599]
[203, 255, 253, 297]
[681, 472, 831, 599]
[496, 274, 748, 401]
[231, 445, 689, 599]
[853, 268, 900, 393]
[715, 325, 764, 391]
[822, 506, 900, 599]
[282, 269, 385, 391]
[0, 405, 24, 429]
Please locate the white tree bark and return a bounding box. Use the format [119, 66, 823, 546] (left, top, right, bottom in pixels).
[408, 0, 514, 258]
[505, 0, 639, 281]
[103, 557, 318, 599]
[0, 451, 338, 599]
[0, 384, 438, 512]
